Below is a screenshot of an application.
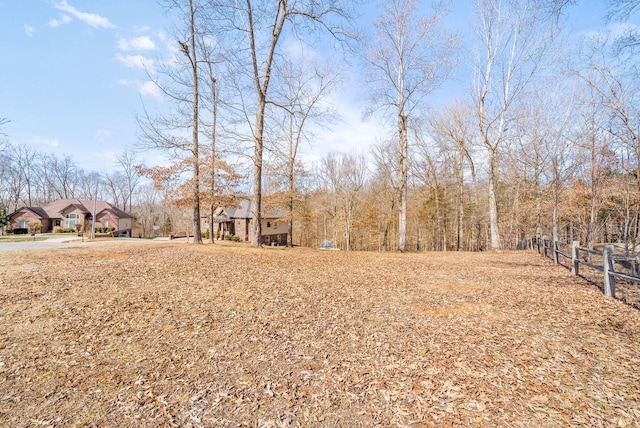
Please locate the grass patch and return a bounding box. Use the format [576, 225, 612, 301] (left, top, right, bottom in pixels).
[0, 236, 47, 242]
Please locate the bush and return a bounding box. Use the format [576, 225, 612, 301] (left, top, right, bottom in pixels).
[53, 226, 74, 233]
[224, 233, 233, 240]
[232, 235, 241, 242]
[13, 228, 28, 235]
[202, 229, 210, 240]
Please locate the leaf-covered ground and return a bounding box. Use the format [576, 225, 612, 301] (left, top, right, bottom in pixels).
[1, 240, 639, 427]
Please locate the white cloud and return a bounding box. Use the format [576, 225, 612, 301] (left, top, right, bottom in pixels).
[96, 129, 111, 143]
[139, 81, 161, 99]
[283, 39, 320, 62]
[115, 53, 156, 73]
[24, 24, 35, 37]
[117, 36, 157, 51]
[48, 14, 72, 27]
[300, 93, 388, 165]
[30, 136, 60, 148]
[53, 1, 116, 29]
[118, 79, 162, 100]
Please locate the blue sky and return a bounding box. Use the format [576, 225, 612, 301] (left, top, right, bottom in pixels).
[0, 0, 621, 174]
[0, 1, 172, 172]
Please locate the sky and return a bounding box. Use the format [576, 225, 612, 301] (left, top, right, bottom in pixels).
[0, 0, 621, 175]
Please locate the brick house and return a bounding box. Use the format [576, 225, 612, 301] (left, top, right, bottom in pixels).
[8, 199, 133, 236]
[205, 199, 289, 245]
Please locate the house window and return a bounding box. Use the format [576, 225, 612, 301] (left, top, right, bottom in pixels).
[267, 221, 271, 228]
[273, 222, 278, 229]
[104, 220, 109, 228]
[65, 213, 79, 228]
[19, 221, 29, 229]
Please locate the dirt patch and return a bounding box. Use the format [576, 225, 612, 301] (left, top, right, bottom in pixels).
[1, 242, 639, 427]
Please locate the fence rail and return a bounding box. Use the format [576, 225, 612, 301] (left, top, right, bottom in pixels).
[530, 237, 640, 299]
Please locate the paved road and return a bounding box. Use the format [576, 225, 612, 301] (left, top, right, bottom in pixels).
[0, 236, 85, 251]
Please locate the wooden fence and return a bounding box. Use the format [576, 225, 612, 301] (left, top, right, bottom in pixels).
[529, 237, 640, 299]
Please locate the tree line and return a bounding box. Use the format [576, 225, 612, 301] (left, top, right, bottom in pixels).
[2, 0, 640, 252]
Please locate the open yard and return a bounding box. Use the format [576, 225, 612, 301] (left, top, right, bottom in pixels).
[1, 240, 639, 427]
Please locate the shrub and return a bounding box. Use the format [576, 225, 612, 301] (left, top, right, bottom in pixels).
[13, 228, 29, 235]
[232, 235, 241, 242]
[224, 233, 233, 240]
[215, 230, 220, 240]
[53, 226, 75, 233]
[202, 229, 210, 240]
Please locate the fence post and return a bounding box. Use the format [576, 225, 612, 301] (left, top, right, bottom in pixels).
[553, 240, 559, 265]
[542, 236, 548, 258]
[603, 245, 616, 298]
[571, 241, 579, 276]
[537, 237, 541, 254]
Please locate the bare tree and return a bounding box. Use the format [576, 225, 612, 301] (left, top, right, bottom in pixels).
[44, 154, 79, 200]
[472, 0, 557, 249]
[115, 149, 142, 213]
[341, 153, 368, 251]
[370, 139, 401, 251]
[78, 171, 105, 201]
[269, 57, 337, 247]
[137, 0, 205, 243]
[364, 0, 457, 251]
[213, 0, 355, 247]
[571, 33, 640, 248]
[105, 171, 128, 210]
[427, 101, 477, 250]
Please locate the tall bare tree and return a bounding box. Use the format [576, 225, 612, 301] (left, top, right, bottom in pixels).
[365, 0, 457, 251]
[472, 0, 557, 249]
[428, 102, 477, 251]
[269, 57, 337, 247]
[115, 149, 142, 213]
[213, 0, 355, 247]
[137, 0, 205, 243]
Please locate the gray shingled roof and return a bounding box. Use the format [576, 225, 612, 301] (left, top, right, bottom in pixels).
[219, 199, 283, 220]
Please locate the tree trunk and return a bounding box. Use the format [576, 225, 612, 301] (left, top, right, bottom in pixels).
[488, 147, 501, 249]
[188, 0, 202, 244]
[287, 115, 294, 247]
[456, 150, 464, 251]
[398, 112, 408, 251]
[209, 74, 217, 244]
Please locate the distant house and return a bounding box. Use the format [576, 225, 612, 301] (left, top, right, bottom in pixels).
[205, 199, 289, 245]
[8, 199, 133, 236]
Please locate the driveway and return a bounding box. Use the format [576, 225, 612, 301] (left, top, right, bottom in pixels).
[0, 236, 85, 251]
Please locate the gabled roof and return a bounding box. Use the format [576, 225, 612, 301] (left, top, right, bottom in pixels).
[9, 206, 48, 219]
[216, 199, 284, 220]
[31, 207, 49, 218]
[58, 203, 91, 215]
[10, 199, 132, 220]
